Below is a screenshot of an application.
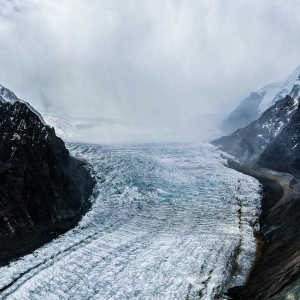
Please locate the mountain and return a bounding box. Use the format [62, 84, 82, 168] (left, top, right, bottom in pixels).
[216, 97, 300, 299]
[0, 92, 95, 265]
[0, 84, 19, 104]
[0, 84, 46, 125]
[258, 100, 300, 173]
[212, 68, 300, 300]
[221, 65, 300, 134]
[212, 95, 298, 163]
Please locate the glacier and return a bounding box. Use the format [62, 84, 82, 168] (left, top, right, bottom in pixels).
[0, 143, 261, 300]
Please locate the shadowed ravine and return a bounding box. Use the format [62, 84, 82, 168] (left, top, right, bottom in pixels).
[0, 143, 261, 300]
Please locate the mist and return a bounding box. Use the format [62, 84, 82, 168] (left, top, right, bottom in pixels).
[0, 0, 300, 142]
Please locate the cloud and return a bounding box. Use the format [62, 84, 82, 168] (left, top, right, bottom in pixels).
[0, 0, 299, 137]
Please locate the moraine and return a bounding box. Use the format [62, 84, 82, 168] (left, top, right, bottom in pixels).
[0, 143, 261, 300]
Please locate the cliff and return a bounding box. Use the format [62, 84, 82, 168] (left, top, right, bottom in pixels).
[212, 96, 298, 163]
[0, 99, 95, 265]
[212, 83, 300, 298]
[258, 101, 300, 174]
[225, 164, 300, 299]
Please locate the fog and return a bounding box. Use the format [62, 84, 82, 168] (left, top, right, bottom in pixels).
[0, 0, 300, 142]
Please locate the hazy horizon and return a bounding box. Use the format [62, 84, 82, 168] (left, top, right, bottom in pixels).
[0, 0, 300, 141]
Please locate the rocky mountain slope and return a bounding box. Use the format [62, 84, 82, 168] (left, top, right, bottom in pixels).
[213, 66, 300, 299]
[220, 92, 265, 134]
[0, 93, 95, 265]
[221, 65, 300, 134]
[212, 96, 298, 163]
[259, 100, 300, 173]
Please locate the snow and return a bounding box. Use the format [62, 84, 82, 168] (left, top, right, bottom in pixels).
[258, 65, 300, 114]
[12, 133, 21, 141]
[0, 143, 261, 300]
[42, 113, 75, 138]
[274, 121, 284, 137]
[0, 84, 18, 104]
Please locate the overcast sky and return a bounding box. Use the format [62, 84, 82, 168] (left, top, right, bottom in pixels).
[0, 0, 299, 126]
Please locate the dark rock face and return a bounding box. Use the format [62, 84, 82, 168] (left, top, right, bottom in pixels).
[0, 99, 95, 265]
[259, 101, 300, 174]
[212, 96, 298, 162]
[220, 92, 263, 134]
[225, 165, 300, 300]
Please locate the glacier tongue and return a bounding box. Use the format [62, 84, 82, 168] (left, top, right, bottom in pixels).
[0, 143, 261, 300]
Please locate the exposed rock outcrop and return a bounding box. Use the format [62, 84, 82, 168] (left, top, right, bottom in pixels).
[212, 68, 300, 298]
[212, 96, 298, 163]
[259, 100, 300, 174]
[223, 163, 300, 300]
[0, 99, 95, 265]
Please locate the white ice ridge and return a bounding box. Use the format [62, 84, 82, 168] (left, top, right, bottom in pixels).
[0, 143, 261, 300]
[258, 65, 300, 114]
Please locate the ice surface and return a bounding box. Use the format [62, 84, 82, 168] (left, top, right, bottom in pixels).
[0, 143, 261, 300]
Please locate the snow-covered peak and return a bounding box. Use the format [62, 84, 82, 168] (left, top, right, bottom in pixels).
[257, 83, 289, 114]
[0, 84, 19, 104]
[0, 84, 46, 125]
[257, 65, 300, 114]
[214, 95, 299, 162]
